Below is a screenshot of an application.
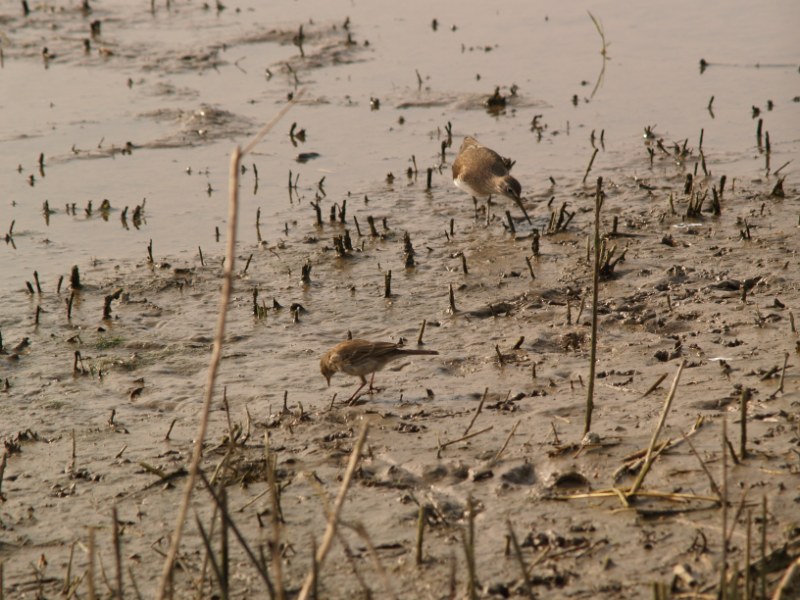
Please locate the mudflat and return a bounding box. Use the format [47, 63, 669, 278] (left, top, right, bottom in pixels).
[1, 1, 798, 598]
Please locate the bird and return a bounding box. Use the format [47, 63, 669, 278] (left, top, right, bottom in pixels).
[320, 339, 439, 402]
[452, 136, 531, 224]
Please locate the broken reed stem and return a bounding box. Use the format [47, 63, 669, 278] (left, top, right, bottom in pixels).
[156, 97, 303, 600]
[760, 495, 767, 600]
[463, 496, 477, 600]
[628, 359, 686, 497]
[440, 425, 493, 450]
[87, 527, 97, 600]
[464, 388, 488, 436]
[384, 270, 392, 298]
[62, 542, 77, 595]
[745, 510, 752, 600]
[641, 373, 668, 398]
[220, 490, 231, 595]
[0, 452, 6, 499]
[164, 418, 177, 441]
[721, 417, 729, 600]
[416, 319, 427, 345]
[777, 352, 788, 394]
[493, 419, 521, 463]
[582, 148, 599, 184]
[309, 537, 319, 600]
[193, 514, 224, 597]
[112, 507, 123, 600]
[584, 177, 602, 436]
[505, 210, 515, 234]
[725, 484, 751, 552]
[740, 387, 751, 459]
[507, 521, 534, 599]
[296, 423, 369, 600]
[683, 433, 722, 500]
[265, 445, 285, 600]
[416, 504, 426, 565]
[525, 256, 535, 279]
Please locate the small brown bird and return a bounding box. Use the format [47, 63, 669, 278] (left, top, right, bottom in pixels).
[452, 136, 531, 223]
[320, 339, 439, 401]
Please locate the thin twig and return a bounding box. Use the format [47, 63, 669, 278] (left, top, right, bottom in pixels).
[463, 388, 488, 436]
[493, 419, 521, 463]
[507, 521, 534, 598]
[439, 425, 493, 450]
[641, 373, 668, 398]
[683, 433, 721, 500]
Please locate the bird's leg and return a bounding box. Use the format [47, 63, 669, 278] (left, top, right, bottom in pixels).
[486, 196, 491, 227]
[367, 371, 382, 394]
[347, 377, 368, 404]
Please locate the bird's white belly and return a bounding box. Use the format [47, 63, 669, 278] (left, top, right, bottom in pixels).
[454, 176, 489, 200]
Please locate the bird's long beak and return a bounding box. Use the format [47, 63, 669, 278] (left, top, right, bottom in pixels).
[513, 194, 532, 225]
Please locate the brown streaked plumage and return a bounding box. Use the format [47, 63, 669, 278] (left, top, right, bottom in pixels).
[320, 339, 439, 401]
[452, 136, 531, 223]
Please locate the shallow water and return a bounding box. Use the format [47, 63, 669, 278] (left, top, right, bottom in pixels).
[2, 0, 797, 294]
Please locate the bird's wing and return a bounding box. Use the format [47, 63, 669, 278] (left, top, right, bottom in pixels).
[341, 340, 398, 362]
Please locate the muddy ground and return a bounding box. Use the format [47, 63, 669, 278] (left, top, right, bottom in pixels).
[1, 1, 799, 598]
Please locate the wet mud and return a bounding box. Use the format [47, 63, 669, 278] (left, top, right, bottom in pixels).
[1, 1, 799, 598]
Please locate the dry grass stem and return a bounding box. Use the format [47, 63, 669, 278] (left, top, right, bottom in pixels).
[561, 489, 718, 504]
[507, 520, 534, 598]
[641, 373, 668, 398]
[112, 507, 123, 599]
[297, 423, 369, 600]
[439, 425, 493, 451]
[87, 528, 96, 600]
[585, 177, 603, 436]
[197, 471, 275, 593]
[628, 359, 685, 496]
[493, 419, 521, 463]
[721, 417, 729, 600]
[463, 388, 488, 436]
[771, 556, 800, 600]
[346, 521, 398, 600]
[683, 433, 722, 500]
[155, 93, 302, 600]
[416, 504, 426, 566]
